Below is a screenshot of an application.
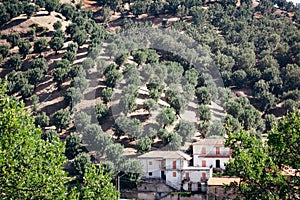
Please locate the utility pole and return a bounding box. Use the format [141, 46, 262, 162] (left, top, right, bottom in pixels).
[117, 175, 120, 192]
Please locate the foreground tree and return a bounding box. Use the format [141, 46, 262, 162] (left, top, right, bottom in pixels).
[224, 111, 300, 199]
[268, 111, 300, 169]
[0, 84, 68, 199]
[0, 82, 119, 199]
[69, 165, 120, 199]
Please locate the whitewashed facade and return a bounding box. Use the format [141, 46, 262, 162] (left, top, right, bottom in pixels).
[193, 139, 231, 170]
[138, 151, 213, 191]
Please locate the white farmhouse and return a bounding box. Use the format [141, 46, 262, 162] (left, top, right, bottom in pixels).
[193, 139, 231, 170]
[138, 151, 212, 191]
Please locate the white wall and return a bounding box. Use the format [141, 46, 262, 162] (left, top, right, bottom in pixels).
[140, 159, 162, 178]
[193, 145, 230, 157]
[166, 170, 181, 190]
[193, 157, 230, 169]
[165, 158, 188, 170]
[182, 168, 212, 191]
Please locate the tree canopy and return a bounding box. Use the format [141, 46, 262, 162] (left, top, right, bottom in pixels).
[224, 111, 300, 199]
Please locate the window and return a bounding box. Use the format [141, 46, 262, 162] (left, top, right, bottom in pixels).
[172, 161, 176, 169]
[202, 160, 206, 167]
[186, 172, 189, 180]
[188, 183, 192, 191]
[149, 161, 152, 165]
[173, 172, 176, 177]
[149, 172, 152, 176]
[216, 160, 220, 168]
[202, 173, 206, 181]
[216, 147, 220, 155]
[201, 147, 206, 154]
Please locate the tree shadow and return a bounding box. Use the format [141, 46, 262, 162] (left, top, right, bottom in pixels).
[75, 52, 89, 61]
[152, 140, 163, 149]
[0, 18, 27, 31]
[101, 115, 115, 132]
[35, 76, 54, 93]
[116, 137, 136, 149]
[83, 86, 103, 100]
[130, 113, 149, 123]
[41, 98, 66, 115]
[34, 13, 51, 17]
[39, 84, 67, 104]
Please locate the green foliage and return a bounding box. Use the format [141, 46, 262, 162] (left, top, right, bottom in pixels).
[72, 152, 92, 177]
[0, 87, 68, 199]
[143, 98, 158, 114]
[131, 0, 150, 16]
[41, 129, 58, 143]
[67, 42, 78, 54]
[52, 109, 71, 132]
[176, 120, 197, 145]
[225, 128, 298, 199]
[156, 108, 176, 128]
[34, 112, 50, 128]
[105, 68, 122, 88]
[20, 83, 34, 99]
[268, 111, 300, 169]
[113, 116, 128, 139]
[69, 165, 120, 199]
[65, 87, 83, 107]
[196, 87, 211, 105]
[94, 103, 109, 124]
[95, 132, 113, 156]
[161, 131, 182, 151]
[71, 76, 88, 92]
[132, 49, 148, 65]
[6, 54, 22, 70]
[60, 3, 75, 20]
[198, 104, 211, 122]
[264, 114, 277, 132]
[137, 137, 152, 153]
[30, 94, 40, 113]
[66, 23, 79, 37]
[18, 40, 32, 58]
[120, 159, 144, 182]
[0, 44, 10, 58]
[34, 38, 48, 53]
[74, 112, 91, 132]
[50, 37, 64, 53]
[208, 120, 226, 137]
[7, 33, 20, 47]
[119, 93, 137, 115]
[26, 68, 44, 85]
[73, 30, 88, 47]
[53, 20, 62, 30]
[82, 124, 104, 148]
[31, 57, 48, 73]
[45, 0, 59, 14]
[105, 143, 124, 166]
[101, 87, 113, 103]
[24, 3, 38, 18]
[65, 132, 83, 159]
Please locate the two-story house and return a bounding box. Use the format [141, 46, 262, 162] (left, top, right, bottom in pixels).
[193, 139, 231, 170]
[138, 151, 212, 191]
